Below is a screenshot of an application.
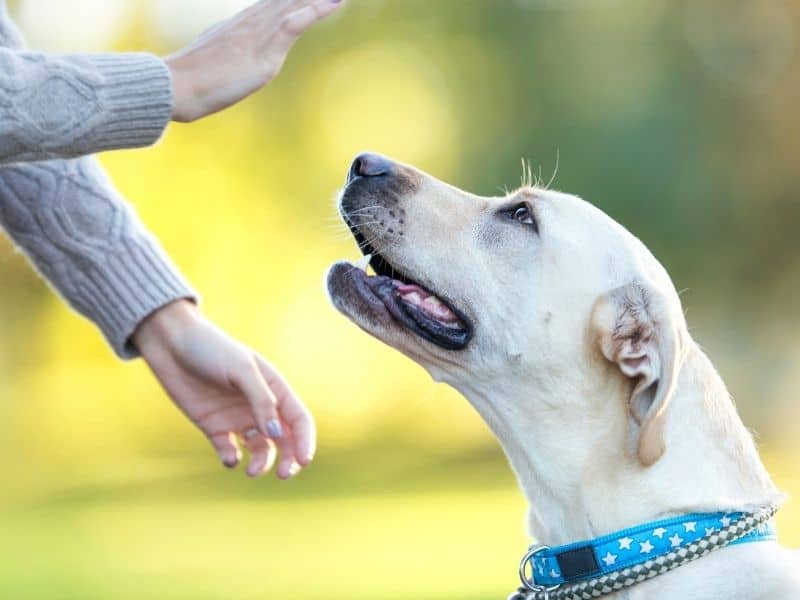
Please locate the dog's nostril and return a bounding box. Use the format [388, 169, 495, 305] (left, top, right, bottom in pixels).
[349, 153, 393, 181]
[351, 157, 366, 178]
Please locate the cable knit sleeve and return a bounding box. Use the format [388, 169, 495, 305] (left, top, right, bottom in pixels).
[0, 49, 173, 164]
[0, 158, 198, 358]
[0, 6, 197, 358]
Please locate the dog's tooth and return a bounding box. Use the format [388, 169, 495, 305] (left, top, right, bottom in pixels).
[354, 253, 372, 272]
[402, 291, 424, 305]
[422, 296, 459, 322]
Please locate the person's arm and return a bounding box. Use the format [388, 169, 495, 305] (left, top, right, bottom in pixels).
[0, 49, 172, 164]
[0, 156, 195, 356]
[0, 2, 324, 477]
[0, 158, 314, 478]
[0, 0, 344, 163]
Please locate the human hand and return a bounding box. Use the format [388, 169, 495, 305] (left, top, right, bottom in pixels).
[132, 300, 315, 478]
[165, 0, 344, 122]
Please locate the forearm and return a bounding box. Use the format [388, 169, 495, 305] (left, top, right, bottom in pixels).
[0, 157, 197, 357]
[0, 49, 173, 164]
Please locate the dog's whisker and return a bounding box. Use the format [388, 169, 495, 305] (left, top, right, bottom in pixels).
[520, 158, 529, 189]
[545, 149, 560, 190]
[344, 206, 382, 216]
[346, 219, 383, 226]
[324, 205, 383, 223]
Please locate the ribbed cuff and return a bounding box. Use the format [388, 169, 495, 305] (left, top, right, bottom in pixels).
[82, 53, 173, 153]
[82, 232, 198, 359]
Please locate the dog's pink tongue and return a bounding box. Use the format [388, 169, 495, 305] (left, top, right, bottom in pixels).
[394, 282, 460, 326]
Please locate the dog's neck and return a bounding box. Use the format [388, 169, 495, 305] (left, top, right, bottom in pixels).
[451, 340, 779, 546]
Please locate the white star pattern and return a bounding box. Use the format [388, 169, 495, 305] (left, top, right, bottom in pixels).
[652, 527, 667, 538]
[602, 552, 617, 566]
[525, 515, 756, 585]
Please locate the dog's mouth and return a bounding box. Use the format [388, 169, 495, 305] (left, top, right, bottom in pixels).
[334, 219, 473, 351]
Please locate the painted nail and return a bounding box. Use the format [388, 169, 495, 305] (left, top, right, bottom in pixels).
[266, 419, 284, 439]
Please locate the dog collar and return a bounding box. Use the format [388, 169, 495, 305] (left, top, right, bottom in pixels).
[513, 506, 778, 600]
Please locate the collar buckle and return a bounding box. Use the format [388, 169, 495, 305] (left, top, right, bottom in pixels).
[518, 544, 561, 596]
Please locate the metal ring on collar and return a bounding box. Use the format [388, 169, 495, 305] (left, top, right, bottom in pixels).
[518, 544, 561, 596]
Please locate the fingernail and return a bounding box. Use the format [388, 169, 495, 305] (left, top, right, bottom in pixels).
[222, 452, 239, 469]
[266, 419, 284, 439]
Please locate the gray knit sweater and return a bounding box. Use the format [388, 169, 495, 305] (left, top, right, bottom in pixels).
[0, 2, 196, 358]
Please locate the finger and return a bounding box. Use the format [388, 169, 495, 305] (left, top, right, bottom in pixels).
[198, 0, 286, 40]
[241, 429, 277, 478]
[255, 356, 316, 466]
[229, 358, 282, 441]
[209, 432, 242, 469]
[277, 456, 300, 480]
[272, 0, 344, 53]
[241, 0, 294, 22]
[271, 425, 300, 480]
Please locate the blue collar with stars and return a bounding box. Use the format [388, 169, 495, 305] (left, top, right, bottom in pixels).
[524, 511, 777, 587]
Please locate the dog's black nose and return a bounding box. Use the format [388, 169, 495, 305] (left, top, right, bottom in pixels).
[348, 153, 393, 183]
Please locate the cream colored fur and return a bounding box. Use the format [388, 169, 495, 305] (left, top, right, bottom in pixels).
[328, 158, 800, 599]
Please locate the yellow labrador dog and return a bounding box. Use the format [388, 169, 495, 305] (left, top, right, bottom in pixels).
[326, 153, 800, 599]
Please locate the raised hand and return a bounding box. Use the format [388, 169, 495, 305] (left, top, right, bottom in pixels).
[165, 0, 344, 122]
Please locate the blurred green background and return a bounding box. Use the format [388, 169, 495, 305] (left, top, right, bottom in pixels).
[1, 0, 799, 598]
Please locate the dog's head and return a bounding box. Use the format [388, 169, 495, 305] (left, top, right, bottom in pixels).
[327, 153, 688, 467]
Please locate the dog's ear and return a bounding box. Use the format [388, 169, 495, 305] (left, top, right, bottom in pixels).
[592, 280, 684, 467]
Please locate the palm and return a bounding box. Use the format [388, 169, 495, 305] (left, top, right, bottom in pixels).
[163, 364, 255, 433]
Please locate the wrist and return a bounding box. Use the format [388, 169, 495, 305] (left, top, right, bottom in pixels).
[133, 299, 200, 356]
[164, 56, 197, 123]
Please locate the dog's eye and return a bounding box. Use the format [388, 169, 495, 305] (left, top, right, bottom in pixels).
[508, 204, 537, 230]
[513, 205, 533, 225]
[497, 202, 538, 233]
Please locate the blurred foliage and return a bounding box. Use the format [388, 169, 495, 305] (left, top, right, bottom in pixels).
[1, 0, 799, 598]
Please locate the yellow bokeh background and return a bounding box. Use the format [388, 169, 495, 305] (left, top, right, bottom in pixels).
[1, 1, 799, 598]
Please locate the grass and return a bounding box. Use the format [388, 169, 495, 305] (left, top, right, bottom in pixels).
[0, 490, 526, 599]
[0, 442, 796, 599]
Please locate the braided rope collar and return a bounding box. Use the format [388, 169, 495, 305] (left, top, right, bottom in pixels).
[509, 505, 779, 600]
